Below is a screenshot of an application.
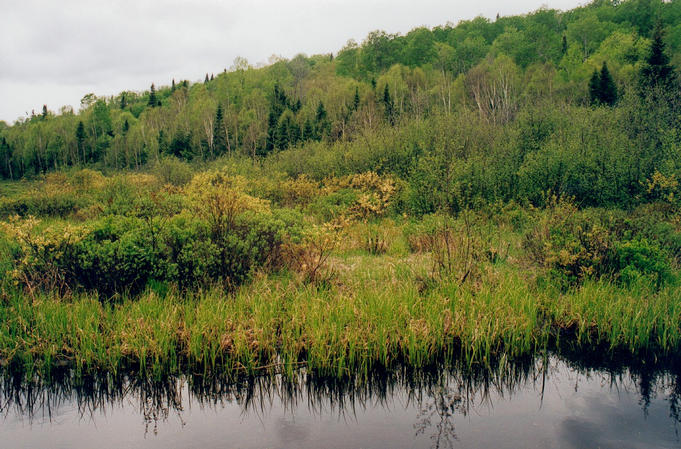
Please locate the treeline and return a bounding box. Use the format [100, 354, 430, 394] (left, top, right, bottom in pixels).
[1, 0, 681, 211]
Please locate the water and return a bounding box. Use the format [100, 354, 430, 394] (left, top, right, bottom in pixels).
[2, 354, 680, 449]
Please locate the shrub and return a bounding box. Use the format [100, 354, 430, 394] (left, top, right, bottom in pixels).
[404, 213, 483, 284]
[523, 196, 674, 289]
[306, 189, 358, 221]
[0, 191, 86, 218]
[279, 175, 319, 208]
[283, 219, 345, 284]
[71, 216, 162, 297]
[0, 216, 86, 296]
[153, 157, 194, 187]
[610, 238, 672, 289]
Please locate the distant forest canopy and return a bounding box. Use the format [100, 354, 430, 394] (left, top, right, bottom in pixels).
[1, 0, 681, 210]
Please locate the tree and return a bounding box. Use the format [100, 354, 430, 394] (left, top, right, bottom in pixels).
[588, 62, 617, 106]
[41, 105, 48, 120]
[599, 62, 617, 106]
[171, 79, 176, 92]
[640, 21, 675, 91]
[148, 83, 159, 107]
[353, 87, 360, 111]
[302, 119, 314, 141]
[75, 121, 86, 163]
[315, 101, 330, 139]
[120, 92, 127, 109]
[213, 104, 227, 156]
[383, 84, 395, 125]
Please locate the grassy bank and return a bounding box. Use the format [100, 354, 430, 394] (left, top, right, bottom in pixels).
[1, 254, 679, 379]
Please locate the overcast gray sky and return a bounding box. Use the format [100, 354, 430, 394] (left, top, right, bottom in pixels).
[1, 0, 585, 123]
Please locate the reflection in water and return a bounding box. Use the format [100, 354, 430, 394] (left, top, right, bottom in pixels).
[1, 352, 680, 449]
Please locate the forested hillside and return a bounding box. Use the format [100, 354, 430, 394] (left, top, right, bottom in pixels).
[2, 0, 681, 212]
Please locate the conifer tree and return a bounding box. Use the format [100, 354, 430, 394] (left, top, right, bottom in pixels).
[383, 84, 395, 124]
[302, 119, 314, 141]
[290, 121, 301, 146]
[599, 62, 617, 106]
[640, 21, 675, 91]
[171, 79, 176, 92]
[561, 35, 567, 55]
[213, 104, 227, 156]
[293, 99, 302, 113]
[122, 119, 129, 134]
[148, 84, 158, 107]
[41, 105, 48, 120]
[315, 102, 330, 139]
[75, 121, 86, 162]
[205, 74, 209, 83]
[353, 87, 360, 111]
[120, 92, 127, 109]
[265, 110, 278, 153]
[315, 101, 327, 123]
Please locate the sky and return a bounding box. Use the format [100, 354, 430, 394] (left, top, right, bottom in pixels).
[0, 0, 586, 124]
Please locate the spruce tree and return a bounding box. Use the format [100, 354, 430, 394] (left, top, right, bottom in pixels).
[122, 119, 129, 134]
[205, 73, 209, 84]
[561, 35, 567, 55]
[148, 83, 158, 107]
[212, 104, 227, 156]
[353, 87, 360, 111]
[75, 121, 86, 162]
[265, 110, 278, 153]
[293, 99, 302, 113]
[640, 21, 674, 91]
[120, 92, 127, 109]
[41, 105, 48, 120]
[171, 79, 176, 92]
[290, 122, 301, 147]
[599, 62, 617, 106]
[302, 119, 314, 141]
[315, 102, 330, 139]
[383, 84, 395, 125]
[315, 101, 327, 123]
[276, 114, 290, 150]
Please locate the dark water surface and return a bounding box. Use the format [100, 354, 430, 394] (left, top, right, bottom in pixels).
[2, 354, 681, 449]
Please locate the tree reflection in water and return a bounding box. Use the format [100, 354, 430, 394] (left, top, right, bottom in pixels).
[1, 351, 680, 444]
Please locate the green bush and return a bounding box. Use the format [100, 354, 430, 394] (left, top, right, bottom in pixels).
[70, 216, 163, 297]
[0, 191, 88, 218]
[306, 189, 358, 221]
[610, 238, 672, 289]
[153, 157, 194, 186]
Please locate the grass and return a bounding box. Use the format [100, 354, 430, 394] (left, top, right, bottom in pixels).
[1, 252, 679, 379]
